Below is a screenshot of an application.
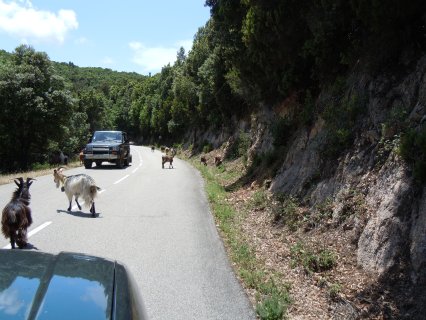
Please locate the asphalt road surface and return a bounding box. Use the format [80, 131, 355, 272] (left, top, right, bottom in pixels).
[0, 146, 256, 320]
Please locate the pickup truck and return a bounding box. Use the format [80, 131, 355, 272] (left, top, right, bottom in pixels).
[83, 131, 132, 169]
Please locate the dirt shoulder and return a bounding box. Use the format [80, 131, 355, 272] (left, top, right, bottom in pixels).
[188, 152, 385, 319]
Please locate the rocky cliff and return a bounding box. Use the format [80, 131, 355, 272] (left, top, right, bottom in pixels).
[189, 55, 426, 318]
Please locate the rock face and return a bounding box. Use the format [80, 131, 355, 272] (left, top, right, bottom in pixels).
[265, 55, 426, 315]
[193, 55, 426, 316]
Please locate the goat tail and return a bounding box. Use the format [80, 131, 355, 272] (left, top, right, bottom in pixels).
[82, 185, 99, 208]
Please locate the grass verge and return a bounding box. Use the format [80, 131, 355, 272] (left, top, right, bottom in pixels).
[193, 159, 291, 320]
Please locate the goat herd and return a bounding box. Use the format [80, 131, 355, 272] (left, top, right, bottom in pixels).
[1, 146, 180, 250]
[1, 169, 101, 249]
[201, 155, 222, 167]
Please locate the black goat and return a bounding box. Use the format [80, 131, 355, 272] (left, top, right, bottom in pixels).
[1, 177, 35, 249]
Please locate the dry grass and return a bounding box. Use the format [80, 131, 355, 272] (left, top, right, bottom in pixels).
[0, 162, 82, 186]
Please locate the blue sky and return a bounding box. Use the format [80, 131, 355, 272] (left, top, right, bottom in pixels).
[0, 0, 211, 75]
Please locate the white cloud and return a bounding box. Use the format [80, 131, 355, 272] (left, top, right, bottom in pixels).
[0, 287, 24, 315]
[0, 0, 78, 44]
[129, 40, 193, 74]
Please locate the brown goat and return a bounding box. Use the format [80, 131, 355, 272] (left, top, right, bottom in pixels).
[79, 150, 84, 165]
[1, 177, 35, 249]
[162, 155, 174, 169]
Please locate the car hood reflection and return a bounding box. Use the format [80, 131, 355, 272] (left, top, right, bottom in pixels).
[0, 251, 114, 320]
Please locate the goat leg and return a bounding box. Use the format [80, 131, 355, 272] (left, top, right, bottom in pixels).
[9, 231, 16, 249]
[90, 203, 96, 217]
[17, 228, 27, 249]
[75, 199, 82, 210]
[67, 201, 72, 211]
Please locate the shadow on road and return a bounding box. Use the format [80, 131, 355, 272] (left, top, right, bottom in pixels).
[56, 209, 101, 218]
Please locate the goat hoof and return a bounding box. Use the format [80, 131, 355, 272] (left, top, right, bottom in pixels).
[61, 187, 65, 192]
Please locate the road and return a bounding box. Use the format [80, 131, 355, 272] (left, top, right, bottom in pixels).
[0, 146, 256, 320]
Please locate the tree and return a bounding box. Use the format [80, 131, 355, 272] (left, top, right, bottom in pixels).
[0, 45, 74, 171]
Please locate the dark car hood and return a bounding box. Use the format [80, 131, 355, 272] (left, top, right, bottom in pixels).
[0, 250, 147, 320]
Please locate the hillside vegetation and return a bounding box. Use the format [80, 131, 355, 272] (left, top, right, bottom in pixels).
[1, 1, 426, 319]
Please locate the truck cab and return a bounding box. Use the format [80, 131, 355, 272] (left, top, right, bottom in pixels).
[83, 131, 132, 169]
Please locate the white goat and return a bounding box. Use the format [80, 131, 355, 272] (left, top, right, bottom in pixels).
[53, 168, 100, 217]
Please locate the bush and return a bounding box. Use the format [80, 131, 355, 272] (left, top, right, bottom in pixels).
[202, 141, 213, 153]
[256, 296, 285, 320]
[322, 91, 366, 159]
[226, 130, 251, 160]
[255, 279, 290, 320]
[272, 194, 300, 230]
[250, 189, 268, 210]
[290, 242, 337, 274]
[31, 162, 51, 171]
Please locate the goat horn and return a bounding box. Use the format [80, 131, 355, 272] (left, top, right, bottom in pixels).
[14, 177, 23, 186]
[26, 177, 35, 186]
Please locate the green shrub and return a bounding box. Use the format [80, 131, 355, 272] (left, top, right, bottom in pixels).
[31, 162, 51, 171]
[272, 194, 300, 230]
[328, 282, 342, 299]
[250, 189, 268, 210]
[226, 130, 251, 160]
[202, 141, 213, 153]
[315, 197, 334, 220]
[240, 269, 265, 289]
[305, 249, 336, 273]
[290, 242, 336, 274]
[322, 92, 366, 158]
[256, 296, 285, 320]
[255, 279, 290, 320]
